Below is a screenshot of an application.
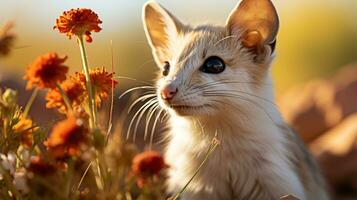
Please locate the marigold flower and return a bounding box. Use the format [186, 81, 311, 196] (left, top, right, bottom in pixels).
[44, 116, 88, 159]
[24, 53, 69, 90]
[0, 22, 16, 56]
[45, 76, 86, 114]
[131, 151, 167, 188]
[75, 68, 117, 106]
[54, 8, 102, 43]
[12, 115, 36, 148]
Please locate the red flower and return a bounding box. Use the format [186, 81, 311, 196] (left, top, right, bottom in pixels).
[24, 53, 68, 90]
[131, 151, 167, 187]
[45, 76, 86, 114]
[44, 116, 88, 159]
[54, 8, 102, 43]
[75, 67, 117, 106]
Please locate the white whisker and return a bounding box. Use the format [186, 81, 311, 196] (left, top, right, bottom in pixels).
[144, 104, 159, 141]
[126, 98, 157, 140]
[119, 86, 155, 99]
[128, 94, 156, 114]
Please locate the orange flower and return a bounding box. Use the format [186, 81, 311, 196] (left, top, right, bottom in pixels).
[131, 151, 167, 188]
[54, 8, 102, 43]
[45, 76, 86, 114]
[12, 115, 36, 148]
[44, 116, 88, 159]
[75, 68, 117, 106]
[0, 22, 16, 56]
[24, 53, 68, 90]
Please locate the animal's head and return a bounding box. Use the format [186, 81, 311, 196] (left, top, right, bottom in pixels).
[142, 0, 279, 117]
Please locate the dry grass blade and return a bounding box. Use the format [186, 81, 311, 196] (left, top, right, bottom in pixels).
[170, 137, 220, 200]
[106, 40, 115, 144]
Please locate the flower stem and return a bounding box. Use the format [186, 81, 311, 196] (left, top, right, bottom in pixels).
[23, 87, 39, 118]
[91, 157, 104, 190]
[77, 36, 97, 129]
[56, 83, 73, 114]
[171, 138, 220, 200]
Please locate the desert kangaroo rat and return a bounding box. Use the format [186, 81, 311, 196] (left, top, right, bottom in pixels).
[142, 0, 329, 199]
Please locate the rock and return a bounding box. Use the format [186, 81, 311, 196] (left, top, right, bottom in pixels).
[279, 64, 357, 143]
[279, 80, 334, 142]
[280, 195, 300, 200]
[310, 114, 357, 192]
[330, 64, 357, 123]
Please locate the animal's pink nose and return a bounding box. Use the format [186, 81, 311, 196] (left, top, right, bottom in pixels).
[161, 85, 178, 101]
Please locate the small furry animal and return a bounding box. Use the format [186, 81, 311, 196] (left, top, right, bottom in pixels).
[142, 0, 329, 199]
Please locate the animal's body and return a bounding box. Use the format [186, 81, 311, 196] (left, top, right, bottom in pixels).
[142, 0, 329, 199]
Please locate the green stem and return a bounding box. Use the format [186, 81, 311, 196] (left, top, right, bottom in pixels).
[171, 139, 220, 200]
[23, 87, 39, 118]
[56, 83, 73, 114]
[77, 36, 97, 129]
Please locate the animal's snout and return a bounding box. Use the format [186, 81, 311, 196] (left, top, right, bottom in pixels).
[161, 85, 178, 101]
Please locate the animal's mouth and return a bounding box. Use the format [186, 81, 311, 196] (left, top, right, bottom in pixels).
[170, 104, 203, 109]
[168, 104, 206, 115]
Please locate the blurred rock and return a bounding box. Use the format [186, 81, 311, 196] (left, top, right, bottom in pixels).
[279, 64, 357, 143]
[279, 80, 333, 142]
[310, 114, 357, 158]
[310, 114, 357, 195]
[330, 64, 357, 123]
[280, 195, 300, 200]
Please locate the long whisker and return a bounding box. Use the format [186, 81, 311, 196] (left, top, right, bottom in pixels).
[203, 90, 276, 107]
[211, 99, 246, 119]
[134, 99, 158, 141]
[149, 108, 165, 149]
[143, 102, 159, 140]
[191, 79, 270, 91]
[161, 110, 170, 122]
[126, 98, 156, 140]
[128, 94, 156, 114]
[203, 93, 277, 125]
[113, 76, 153, 85]
[144, 104, 159, 141]
[119, 86, 156, 99]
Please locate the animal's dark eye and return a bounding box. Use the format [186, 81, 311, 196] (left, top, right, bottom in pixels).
[162, 62, 170, 76]
[200, 56, 225, 74]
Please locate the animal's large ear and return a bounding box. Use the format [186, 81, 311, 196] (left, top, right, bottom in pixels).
[143, 1, 184, 65]
[226, 0, 279, 55]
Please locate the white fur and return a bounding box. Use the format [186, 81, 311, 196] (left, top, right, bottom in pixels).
[142, 1, 329, 199]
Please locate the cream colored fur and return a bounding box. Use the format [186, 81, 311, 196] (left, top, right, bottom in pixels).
[142, 0, 329, 199]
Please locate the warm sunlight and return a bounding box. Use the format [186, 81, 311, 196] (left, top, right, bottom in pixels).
[0, 0, 356, 199]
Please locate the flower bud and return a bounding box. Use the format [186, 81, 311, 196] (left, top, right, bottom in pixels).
[2, 88, 18, 107]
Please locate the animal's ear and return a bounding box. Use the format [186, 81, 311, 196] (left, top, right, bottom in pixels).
[226, 0, 279, 55]
[143, 1, 184, 65]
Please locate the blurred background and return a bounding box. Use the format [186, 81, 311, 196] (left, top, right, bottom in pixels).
[1, 0, 357, 199]
[0, 0, 357, 94]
